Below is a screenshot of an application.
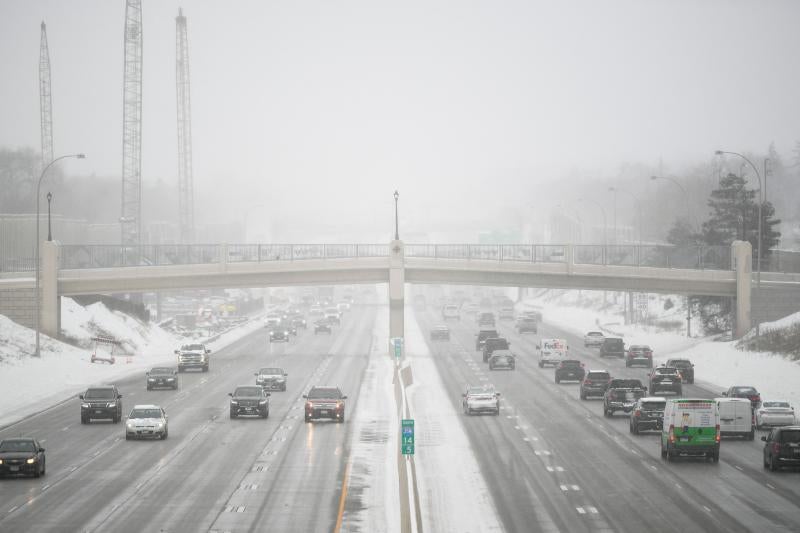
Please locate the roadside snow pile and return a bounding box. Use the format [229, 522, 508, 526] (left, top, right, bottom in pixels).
[0, 314, 85, 362]
[758, 310, 800, 333]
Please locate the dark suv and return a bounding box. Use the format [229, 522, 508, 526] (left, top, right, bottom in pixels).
[555, 360, 586, 384]
[303, 386, 347, 423]
[665, 358, 695, 384]
[599, 337, 625, 358]
[146, 367, 178, 390]
[629, 397, 667, 434]
[648, 367, 682, 395]
[603, 379, 646, 417]
[482, 337, 510, 363]
[475, 329, 500, 351]
[516, 317, 538, 334]
[229, 386, 270, 418]
[625, 345, 653, 368]
[762, 426, 800, 471]
[80, 385, 123, 423]
[580, 370, 611, 400]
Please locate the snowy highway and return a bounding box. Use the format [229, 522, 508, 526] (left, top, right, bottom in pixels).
[1, 303, 800, 532]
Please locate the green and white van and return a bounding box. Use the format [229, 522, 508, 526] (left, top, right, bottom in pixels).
[660, 398, 720, 462]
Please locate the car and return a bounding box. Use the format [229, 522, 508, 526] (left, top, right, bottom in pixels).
[303, 386, 347, 422]
[599, 337, 625, 358]
[269, 328, 291, 343]
[442, 304, 461, 321]
[264, 313, 282, 328]
[430, 325, 451, 341]
[648, 367, 682, 395]
[314, 321, 332, 334]
[626, 345, 654, 368]
[516, 317, 538, 334]
[488, 349, 516, 370]
[255, 367, 288, 391]
[229, 386, 270, 418]
[583, 331, 604, 347]
[80, 385, 123, 423]
[756, 400, 796, 429]
[337, 302, 350, 314]
[475, 329, 500, 351]
[537, 338, 568, 368]
[324, 308, 341, 325]
[604, 387, 646, 417]
[462, 385, 500, 415]
[482, 337, 510, 362]
[555, 360, 585, 383]
[722, 385, 761, 409]
[629, 397, 667, 434]
[175, 343, 211, 372]
[580, 370, 611, 400]
[762, 426, 800, 471]
[146, 367, 178, 390]
[290, 316, 308, 330]
[125, 405, 168, 440]
[0, 438, 46, 478]
[665, 358, 695, 384]
[477, 312, 496, 327]
[661, 398, 720, 463]
[498, 307, 515, 321]
[462, 303, 479, 315]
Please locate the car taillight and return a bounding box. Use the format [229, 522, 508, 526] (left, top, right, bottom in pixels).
[634, 410, 641, 417]
[772, 442, 781, 454]
[584, 379, 592, 385]
[668, 424, 675, 443]
[715, 424, 721, 443]
[305, 402, 313, 410]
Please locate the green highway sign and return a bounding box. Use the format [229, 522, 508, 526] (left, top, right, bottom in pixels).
[401, 418, 415, 455]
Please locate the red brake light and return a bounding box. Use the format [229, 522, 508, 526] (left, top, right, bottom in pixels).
[715, 424, 721, 443]
[634, 410, 641, 417]
[584, 379, 592, 385]
[668, 424, 675, 443]
[772, 442, 781, 454]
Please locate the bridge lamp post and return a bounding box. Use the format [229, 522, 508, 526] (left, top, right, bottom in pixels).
[715, 150, 765, 287]
[35, 153, 86, 357]
[393, 190, 399, 241]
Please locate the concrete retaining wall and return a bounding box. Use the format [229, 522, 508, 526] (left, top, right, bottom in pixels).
[0, 288, 36, 328]
[752, 286, 800, 326]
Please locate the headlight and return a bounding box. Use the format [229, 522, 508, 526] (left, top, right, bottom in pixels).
[167, 378, 175, 381]
[269, 331, 274, 336]
[107, 402, 117, 408]
[230, 400, 238, 404]
[27, 457, 37, 464]
[127, 421, 135, 427]
[259, 399, 268, 404]
[305, 402, 313, 409]
[148, 378, 155, 382]
[82, 403, 90, 408]
[155, 422, 164, 428]
[0, 459, 4, 464]
[284, 331, 289, 335]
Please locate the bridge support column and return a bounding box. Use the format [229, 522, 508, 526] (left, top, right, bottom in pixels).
[40, 240, 61, 338]
[389, 240, 404, 339]
[733, 240, 752, 338]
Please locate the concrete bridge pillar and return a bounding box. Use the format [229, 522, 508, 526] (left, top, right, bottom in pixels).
[389, 240, 404, 339]
[40, 240, 61, 338]
[732, 240, 752, 338]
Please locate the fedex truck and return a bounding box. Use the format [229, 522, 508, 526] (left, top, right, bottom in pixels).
[537, 338, 568, 368]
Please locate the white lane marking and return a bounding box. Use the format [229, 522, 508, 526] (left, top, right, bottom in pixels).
[8, 506, 18, 513]
[514, 425, 521, 430]
[62, 426, 70, 431]
[734, 465, 743, 471]
[547, 466, 555, 472]
[534, 450, 551, 456]
[630, 449, 639, 455]
[675, 483, 681, 489]
[587, 506, 598, 514]
[766, 483, 775, 490]
[650, 465, 658, 471]
[703, 506, 712, 513]
[576, 507, 586, 514]
[571, 485, 580, 491]
[556, 466, 564, 472]
[41, 484, 50, 491]
[560, 484, 568, 491]
[523, 437, 530, 442]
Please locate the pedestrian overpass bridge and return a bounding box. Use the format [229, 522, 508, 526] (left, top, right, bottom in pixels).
[3, 240, 800, 340]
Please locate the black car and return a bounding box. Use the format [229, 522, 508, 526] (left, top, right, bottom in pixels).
[665, 358, 695, 384]
[516, 317, 538, 334]
[580, 370, 611, 399]
[488, 350, 516, 371]
[555, 360, 586, 383]
[229, 386, 270, 418]
[146, 367, 178, 390]
[482, 337, 510, 362]
[604, 387, 646, 417]
[475, 329, 500, 351]
[430, 325, 451, 341]
[255, 367, 288, 391]
[762, 426, 800, 471]
[629, 397, 667, 434]
[314, 321, 332, 334]
[0, 438, 46, 478]
[599, 337, 625, 358]
[648, 367, 682, 395]
[269, 328, 291, 343]
[304, 386, 347, 422]
[80, 385, 123, 423]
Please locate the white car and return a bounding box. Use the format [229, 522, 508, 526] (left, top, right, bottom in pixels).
[584, 331, 604, 347]
[462, 385, 500, 416]
[756, 400, 796, 429]
[125, 405, 168, 440]
[441, 304, 460, 321]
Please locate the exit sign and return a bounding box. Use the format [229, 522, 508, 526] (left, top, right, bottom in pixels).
[401, 419, 414, 455]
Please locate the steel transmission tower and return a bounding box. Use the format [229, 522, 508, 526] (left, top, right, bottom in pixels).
[39, 21, 54, 167]
[176, 8, 195, 243]
[121, 0, 143, 245]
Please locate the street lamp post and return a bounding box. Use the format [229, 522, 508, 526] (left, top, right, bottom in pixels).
[393, 190, 399, 240]
[46, 192, 53, 241]
[35, 153, 86, 357]
[715, 150, 765, 286]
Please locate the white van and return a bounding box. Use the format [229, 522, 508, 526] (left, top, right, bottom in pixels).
[715, 397, 754, 440]
[661, 398, 720, 462]
[537, 338, 568, 368]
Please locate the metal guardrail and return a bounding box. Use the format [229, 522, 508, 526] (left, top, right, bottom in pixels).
[0, 243, 798, 273]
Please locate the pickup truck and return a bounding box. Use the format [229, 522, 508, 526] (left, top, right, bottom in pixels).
[175, 343, 211, 372]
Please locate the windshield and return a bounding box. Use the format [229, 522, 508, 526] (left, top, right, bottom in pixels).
[260, 368, 283, 375]
[308, 388, 341, 399]
[129, 409, 162, 419]
[0, 440, 36, 452]
[671, 360, 691, 367]
[588, 372, 610, 380]
[234, 387, 263, 397]
[85, 388, 115, 399]
[641, 401, 666, 411]
[468, 386, 495, 395]
[734, 387, 757, 394]
[780, 430, 800, 444]
[150, 367, 173, 375]
[763, 401, 790, 408]
[181, 344, 205, 351]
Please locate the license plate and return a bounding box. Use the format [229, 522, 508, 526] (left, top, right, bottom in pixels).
[320, 410, 329, 415]
[10, 466, 19, 472]
[662, 380, 672, 384]
[680, 436, 689, 442]
[95, 410, 103, 414]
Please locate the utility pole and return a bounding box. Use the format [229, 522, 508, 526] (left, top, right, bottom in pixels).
[176, 8, 195, 243]
[39, 21, 54, 167]
[121, 0, 143, 246]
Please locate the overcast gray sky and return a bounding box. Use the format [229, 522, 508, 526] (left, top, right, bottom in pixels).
[2, 0, 799, 239]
